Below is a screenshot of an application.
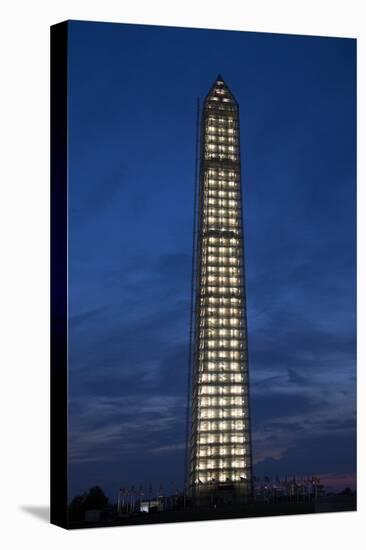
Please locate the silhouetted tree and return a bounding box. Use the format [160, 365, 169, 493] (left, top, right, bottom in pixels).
[69, 486, 109, 522]
[69, 494, 87, 522]
[84, 486, 109, 510]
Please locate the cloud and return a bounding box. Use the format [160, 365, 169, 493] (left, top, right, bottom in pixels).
[251, 393, 318, 426]
[149, 443, 186, 455]
[254, 431, 356, 479]
[69, 394, 187, 464]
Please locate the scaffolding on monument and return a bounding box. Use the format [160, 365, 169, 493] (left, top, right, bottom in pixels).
[186, 75, 254, 506]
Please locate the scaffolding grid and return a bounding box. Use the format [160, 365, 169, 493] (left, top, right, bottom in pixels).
[188, 76, 253, 503]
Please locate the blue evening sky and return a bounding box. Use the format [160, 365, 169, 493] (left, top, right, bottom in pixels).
[67, 20, 356, 500]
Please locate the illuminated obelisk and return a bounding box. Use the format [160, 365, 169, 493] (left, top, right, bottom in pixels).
[188, 75, 253, 505]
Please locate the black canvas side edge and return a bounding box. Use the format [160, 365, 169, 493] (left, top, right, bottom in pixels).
[50, 21, 69, 529]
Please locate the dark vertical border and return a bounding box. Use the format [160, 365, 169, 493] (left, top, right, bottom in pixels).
[50, 21, 69, 529]
[353, 38, 357, 510]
